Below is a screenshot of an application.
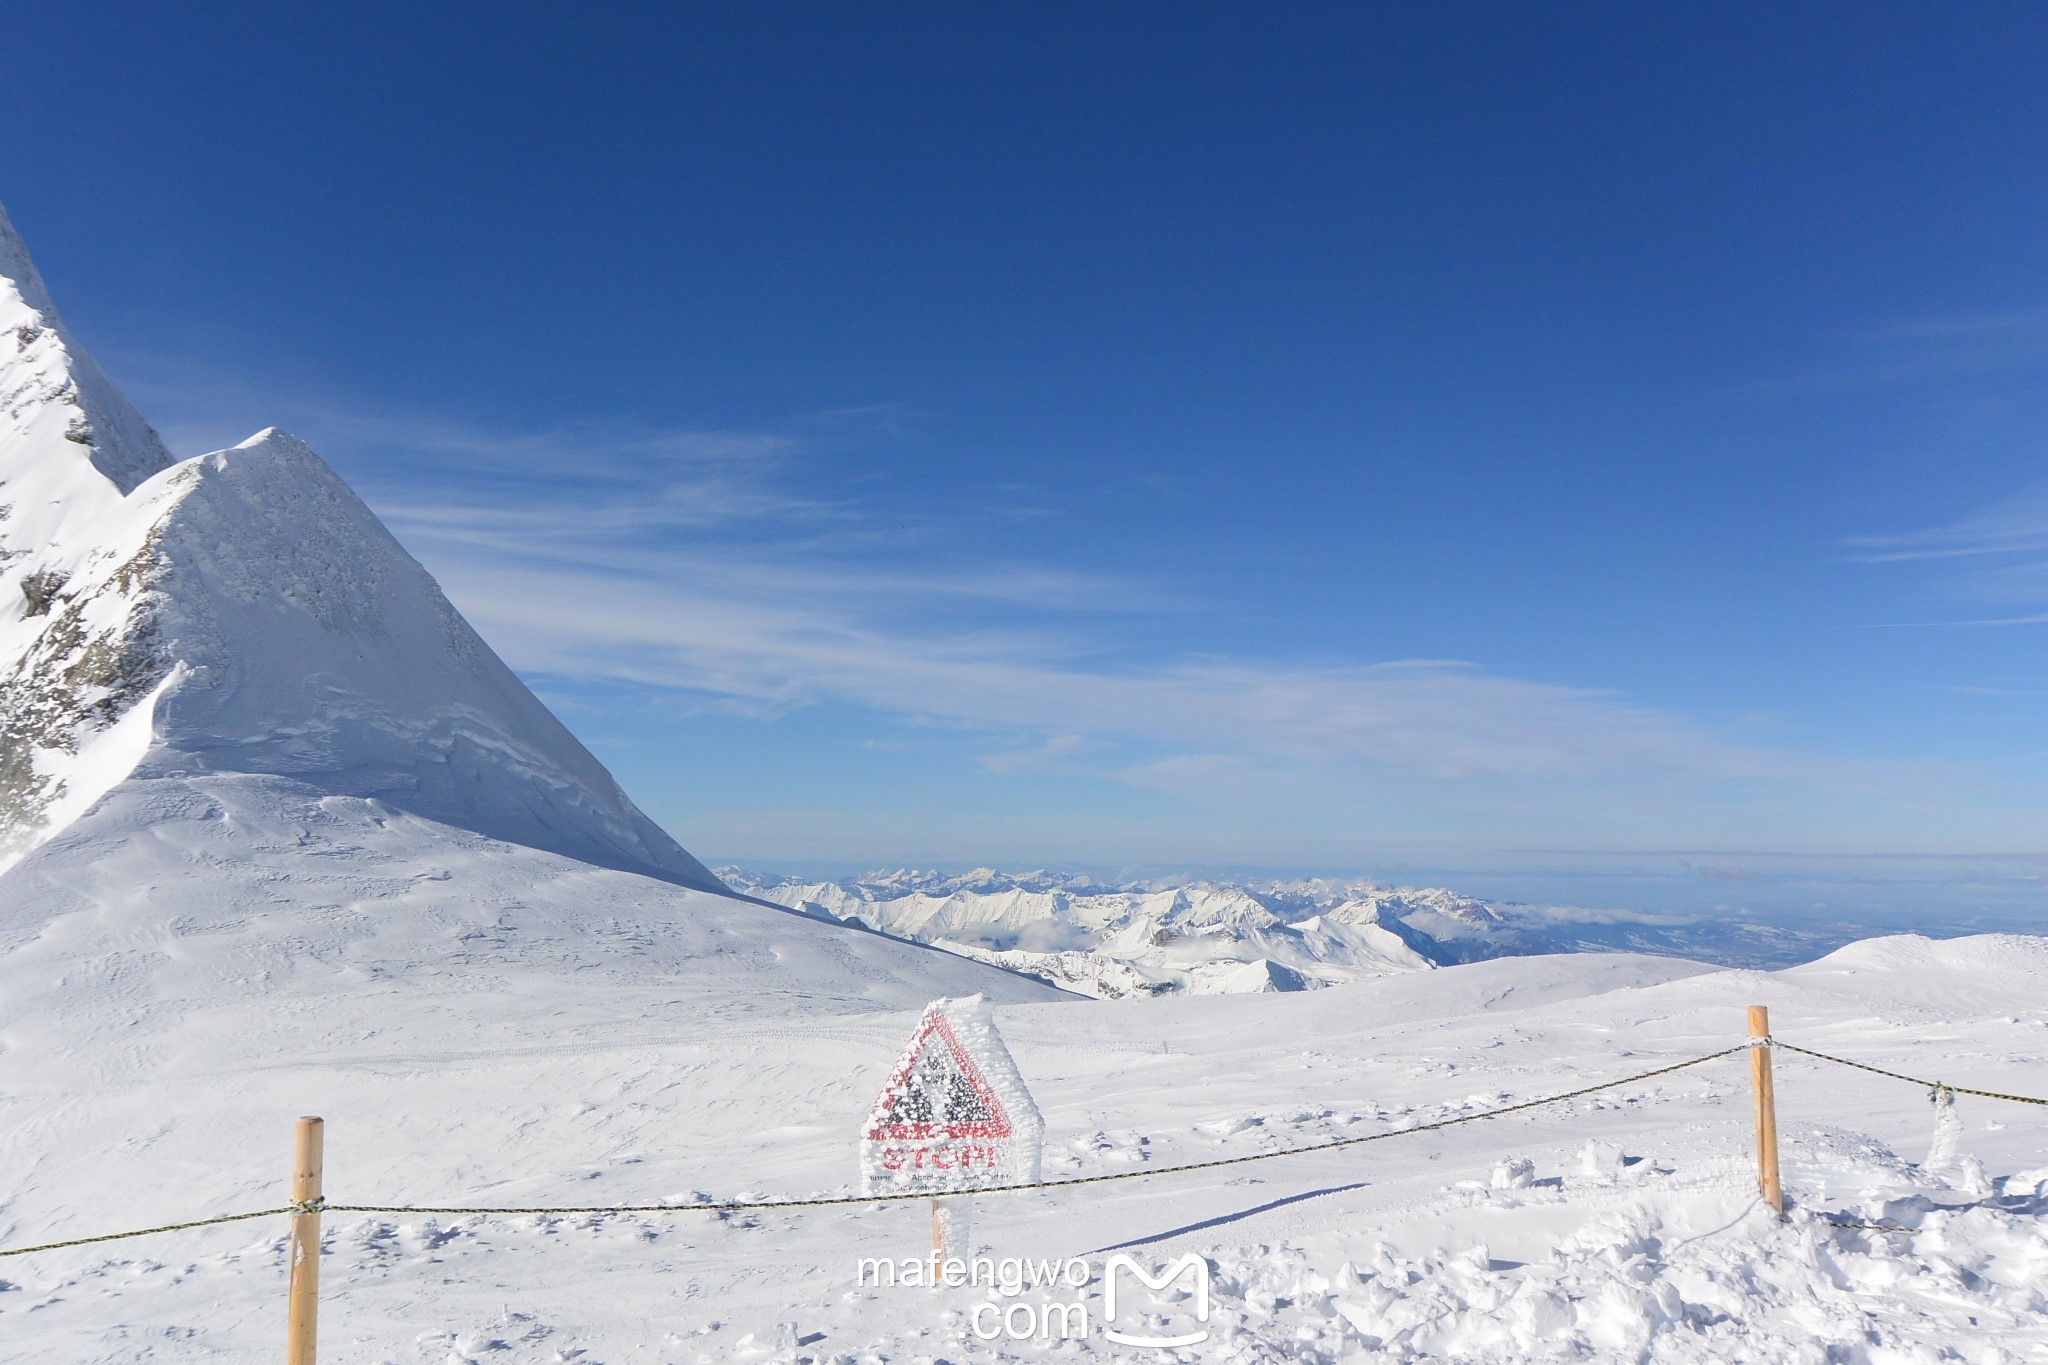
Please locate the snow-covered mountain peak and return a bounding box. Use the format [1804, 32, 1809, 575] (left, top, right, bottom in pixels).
[0, 204, 724, 892]
[0, 198, 58, 315]
[0, 198, 174, 501]
[720, 866, 1455, 996]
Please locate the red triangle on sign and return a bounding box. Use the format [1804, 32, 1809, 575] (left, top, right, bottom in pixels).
[865, 1011, 1014, 1142]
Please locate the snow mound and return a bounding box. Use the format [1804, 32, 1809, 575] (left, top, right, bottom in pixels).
[1793, 930, 2048, 979]
[1780, 932, 2048, 1015]
[0, 770, 1062, 1074]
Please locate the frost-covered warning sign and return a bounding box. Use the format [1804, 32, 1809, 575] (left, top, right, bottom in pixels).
[861, 995, 1044, 1196]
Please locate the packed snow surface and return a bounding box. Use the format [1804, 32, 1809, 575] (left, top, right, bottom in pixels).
[5, 927, 2048, 1361]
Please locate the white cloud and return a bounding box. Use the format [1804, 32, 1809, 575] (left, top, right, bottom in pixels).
[114, 357, 1915, 812]
[1850, 489, 2048, 631]
[418, 545, 1864, 793]
[1848, 496, 2048, 564]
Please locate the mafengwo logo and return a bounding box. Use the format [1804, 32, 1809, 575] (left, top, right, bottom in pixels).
[1102, 1253, 1211, 1347]
[857, 1250, 1210, 1347]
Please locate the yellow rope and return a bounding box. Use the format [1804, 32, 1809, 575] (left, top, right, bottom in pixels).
[0, 1046, 1742, 1254]
[0, 1207, 296, 1259]
[1773, 1041, 2048, 1106]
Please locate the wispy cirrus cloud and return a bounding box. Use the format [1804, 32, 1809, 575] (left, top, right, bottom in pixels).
[116, 354, 1925, 822]
[1850, 491, 2048, 630]
[1825, 304, 2048, 635]
[415, 531, 1866, 794]
[1848, 497, 2048, 564]
[1758, 303, 2048, 632]
[1752, 307, 2048, 398]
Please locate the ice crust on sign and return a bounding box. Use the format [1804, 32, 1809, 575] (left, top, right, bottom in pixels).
[861, 994, 1045, 1196]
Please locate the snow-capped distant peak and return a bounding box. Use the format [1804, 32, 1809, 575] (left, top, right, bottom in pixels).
[719, 865, 1868, 997]
[718, 866, 1460, 997]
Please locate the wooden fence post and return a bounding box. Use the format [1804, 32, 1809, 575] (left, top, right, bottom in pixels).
[1747, 1007, 1783, 1215]
[287, 1116, 324, 1365]
[929, 1198, 968, 1283]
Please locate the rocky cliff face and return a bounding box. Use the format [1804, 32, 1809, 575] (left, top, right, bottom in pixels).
[0, 200, 179, 859]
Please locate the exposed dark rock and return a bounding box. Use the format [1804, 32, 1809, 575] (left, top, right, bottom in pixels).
[18, 568, 64, 617]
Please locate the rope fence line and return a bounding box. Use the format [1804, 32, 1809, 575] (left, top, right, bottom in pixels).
[1773, 1034, 2048, 1234]
[320, 1043, 1747, 1219]
[1770, 1034, 2048, 1236]
[0, 1206, 302, 1258]
[1823, 1218, 1912, 1233]
[3, 1024, 2043, 1296]
[1773, 1041, 2048, 1107]
[10, 1035, 2046, 1260]
[0, 1044, 1743, 1259]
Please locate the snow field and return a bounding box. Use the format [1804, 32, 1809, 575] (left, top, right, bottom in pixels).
[5, 921, 2047, 1361]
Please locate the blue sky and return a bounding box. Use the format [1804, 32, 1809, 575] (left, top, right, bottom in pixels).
[5, 4, 2048, 918]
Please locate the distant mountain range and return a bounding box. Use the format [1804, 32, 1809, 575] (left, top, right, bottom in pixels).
[720, 866, 1860, 996]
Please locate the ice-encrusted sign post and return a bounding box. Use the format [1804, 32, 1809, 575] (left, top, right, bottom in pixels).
[861, 995, 1043, 1265]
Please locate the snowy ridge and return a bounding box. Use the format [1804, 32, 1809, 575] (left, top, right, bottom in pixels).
[0, 201, 179, 858]
[0, 200, 173, 496]
[134, 427, 726, 887]
[0, 199, 721, 889]
[719, 866, 1843, 997]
